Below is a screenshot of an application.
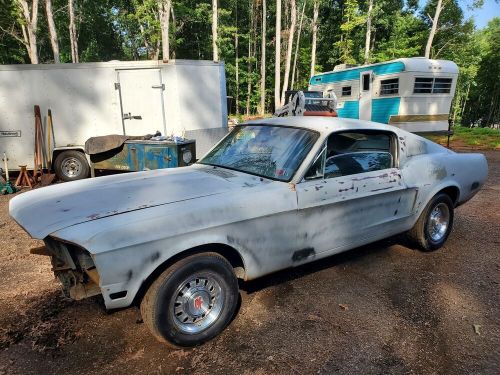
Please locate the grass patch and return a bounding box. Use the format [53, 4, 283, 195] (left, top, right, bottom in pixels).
[428, 126, 500, 150]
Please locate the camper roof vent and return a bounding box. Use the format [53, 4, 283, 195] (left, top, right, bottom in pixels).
[333, 63, 359, 71]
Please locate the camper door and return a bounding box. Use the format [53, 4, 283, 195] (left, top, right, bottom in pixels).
[359, 71, 372, 121]
[116, 69, 167, 136]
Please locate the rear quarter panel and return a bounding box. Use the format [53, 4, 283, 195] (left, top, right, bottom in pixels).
[399, 133, 488, 224]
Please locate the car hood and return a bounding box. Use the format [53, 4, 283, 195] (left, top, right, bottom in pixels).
[10, 165, 258, 239]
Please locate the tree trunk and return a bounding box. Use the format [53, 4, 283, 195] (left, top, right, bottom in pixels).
[212, 0, 218, 61]
[274, 0, 281, 110]
[291, 1, 305, 90]
[17, 0, 39, 64]
[170, 5, 176, 59]
[158, 0, 171, 61]
[45, 0, 59, 63]
[310, 0, 318, 77]
[259, 0, 267, 115]
[425, 0, 443, 58]
[246, 0, 255, 116]
[280, 0, 296, 105]
[68, 0, 79, 63]
[235, 2, 239, 115]
[364, 0, 373, 64]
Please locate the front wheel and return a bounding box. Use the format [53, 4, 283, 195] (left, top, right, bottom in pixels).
[140, 253, 239, 347]
[407, 193, 454, 251]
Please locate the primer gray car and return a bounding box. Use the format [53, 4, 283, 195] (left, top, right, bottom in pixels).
[10, 117, 488, 347]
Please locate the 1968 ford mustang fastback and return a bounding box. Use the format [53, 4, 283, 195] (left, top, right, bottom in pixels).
[10, 117, 488, 347]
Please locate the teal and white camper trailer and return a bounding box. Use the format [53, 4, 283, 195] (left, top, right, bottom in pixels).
[308, 58, 459, 132]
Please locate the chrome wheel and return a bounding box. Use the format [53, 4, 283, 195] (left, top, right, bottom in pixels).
[427, 203, 450, 242]
[61, 157, 83, 178]
[172, 275, 224, 334]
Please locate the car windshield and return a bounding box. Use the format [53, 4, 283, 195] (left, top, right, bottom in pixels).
[199, 125, 318, 181]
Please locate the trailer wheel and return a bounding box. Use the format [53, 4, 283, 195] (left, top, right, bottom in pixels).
[54, 150, 90, 182]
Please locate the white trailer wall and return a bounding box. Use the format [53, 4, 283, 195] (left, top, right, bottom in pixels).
[0, 60, 228, 170]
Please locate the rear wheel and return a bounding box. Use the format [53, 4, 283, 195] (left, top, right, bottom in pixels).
[407, 193, 454, 251]
[140, 253, 239, 347]
[54, 150, 90, 181]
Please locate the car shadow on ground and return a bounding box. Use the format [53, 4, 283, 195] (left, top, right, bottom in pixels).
[240, 234, 409, 295]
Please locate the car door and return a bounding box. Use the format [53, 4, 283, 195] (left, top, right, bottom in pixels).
[294, 130, 417, 257]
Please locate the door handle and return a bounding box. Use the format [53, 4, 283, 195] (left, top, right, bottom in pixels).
[123, 113, 142, 120]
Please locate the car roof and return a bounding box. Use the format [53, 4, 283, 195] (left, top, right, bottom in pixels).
[244, 116, 404, 136]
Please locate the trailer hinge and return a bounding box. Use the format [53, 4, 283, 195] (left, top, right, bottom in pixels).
[151, 84, 165, 90]
[114, 82, 120, 90]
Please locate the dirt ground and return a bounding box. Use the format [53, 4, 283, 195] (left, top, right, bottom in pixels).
[0, 151, 498, 375]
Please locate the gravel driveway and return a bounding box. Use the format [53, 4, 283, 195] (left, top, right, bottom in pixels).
[0, 151, 498, 375]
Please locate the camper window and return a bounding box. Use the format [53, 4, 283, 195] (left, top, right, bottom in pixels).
[380, 78, 399, 95]
[362, 74, 370, 91]
[342, 86, 352, 96]
[433, 78, 452, 93]
[414, 77, 434, 93]
[414, 77, 453, 94]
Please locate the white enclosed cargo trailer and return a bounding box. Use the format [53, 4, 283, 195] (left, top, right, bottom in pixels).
[0, 59, 228, 180]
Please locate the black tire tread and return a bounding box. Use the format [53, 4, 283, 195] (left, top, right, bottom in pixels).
[54, 150, 90, 181]
[407, 193, 454, 252]
[140, 252, 236, 348]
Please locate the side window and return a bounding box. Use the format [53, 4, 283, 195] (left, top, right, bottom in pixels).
[342, 86, 352, 96]
[325, 152, 392, 178]
[414, 77, 433, 93]
[433, 78, 452, 93]
[324, 132, 394, 179]
[414, 77, 453, 94]
[380, 78, 399, 95]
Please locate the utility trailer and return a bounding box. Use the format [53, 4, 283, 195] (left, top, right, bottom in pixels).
[0, 60, 228, 181]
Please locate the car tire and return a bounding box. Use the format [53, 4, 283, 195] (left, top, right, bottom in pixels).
[407, 193, 454, 252]
[140, 252, 239, 347]
[54, 150, 90, 182]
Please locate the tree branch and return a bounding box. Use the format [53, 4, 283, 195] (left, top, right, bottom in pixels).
[0, 24, 28, 46]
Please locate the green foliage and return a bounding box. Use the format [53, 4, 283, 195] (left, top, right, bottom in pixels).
[0, 0, 496, 123]
[334, 0, 365, 64]
[462, 18, 500, 127]
[428, 125, 499, 149]
[372, 12, 425, 61]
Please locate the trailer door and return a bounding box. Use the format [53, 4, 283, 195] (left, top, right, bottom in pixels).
[116, 69, 167, 136]
[359, 71, 372, 121]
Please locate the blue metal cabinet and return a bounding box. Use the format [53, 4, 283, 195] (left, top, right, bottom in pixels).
[90, 139, 195, 172]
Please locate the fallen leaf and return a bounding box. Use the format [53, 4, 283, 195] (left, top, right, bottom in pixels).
[339, 304, 349, 310]
[473, 324, 481, 335]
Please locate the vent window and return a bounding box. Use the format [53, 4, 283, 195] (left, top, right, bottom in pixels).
[380, 78, 399, 95]
[342, 86, 352, 96]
